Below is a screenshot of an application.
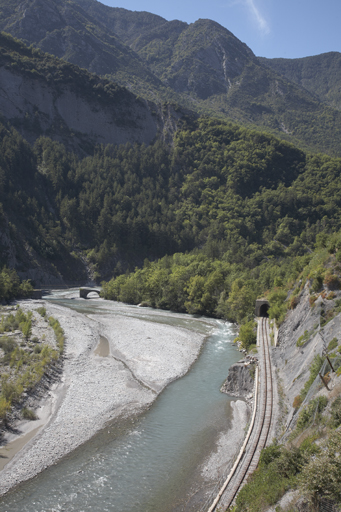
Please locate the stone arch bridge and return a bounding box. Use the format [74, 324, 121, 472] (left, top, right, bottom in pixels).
[79, 287, 101, 299]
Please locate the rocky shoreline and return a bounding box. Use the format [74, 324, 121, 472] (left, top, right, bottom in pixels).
[220, 359, 256, 402]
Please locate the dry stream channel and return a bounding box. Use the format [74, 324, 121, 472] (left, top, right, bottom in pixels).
[0, 291, 241, 512]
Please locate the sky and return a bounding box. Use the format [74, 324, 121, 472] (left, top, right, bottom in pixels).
[100, 0, 341, 59]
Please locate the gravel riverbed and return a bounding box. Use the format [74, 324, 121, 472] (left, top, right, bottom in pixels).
[0, 298, 204, 496]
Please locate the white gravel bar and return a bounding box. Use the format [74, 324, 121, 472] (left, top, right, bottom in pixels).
[0, 299, 204, 495]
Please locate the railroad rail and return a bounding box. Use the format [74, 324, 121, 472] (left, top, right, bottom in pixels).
[207, 317, 273, 512]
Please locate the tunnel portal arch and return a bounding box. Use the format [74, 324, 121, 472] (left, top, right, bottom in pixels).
[255, 299, 270, 317]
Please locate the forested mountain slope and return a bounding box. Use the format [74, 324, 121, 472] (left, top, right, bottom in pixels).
[1, 113, 341, 290]
[259, 52, 341, 111]
[0, 0, 341, 155]
[0, 0, 162, 91]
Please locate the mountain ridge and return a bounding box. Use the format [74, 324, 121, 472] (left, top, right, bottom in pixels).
[259, 52, 341, 111]
[0, 0, 340, 155]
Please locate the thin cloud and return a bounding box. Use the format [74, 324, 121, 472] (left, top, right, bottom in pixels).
[245, 0, 270, 35]
[229, 0, 270, 35]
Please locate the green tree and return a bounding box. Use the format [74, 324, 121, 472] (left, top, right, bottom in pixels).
[238, 321, 257, 349]
[225, 279, 258, 323]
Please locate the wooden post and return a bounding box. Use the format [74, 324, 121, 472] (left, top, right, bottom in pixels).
[326, 355, 335, 373]
[319, 373, 330, 391]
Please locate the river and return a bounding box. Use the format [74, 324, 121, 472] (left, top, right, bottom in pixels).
[0, 292, 242, 512]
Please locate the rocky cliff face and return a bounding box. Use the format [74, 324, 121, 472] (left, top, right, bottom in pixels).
[273, 282, 341, 437]
[0, 65, 158, 151]
[0, 0, 256, 101]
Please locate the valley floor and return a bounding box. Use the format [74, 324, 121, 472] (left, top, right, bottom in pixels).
[0, 297, 247, 498]
[0, 298, 204, 495]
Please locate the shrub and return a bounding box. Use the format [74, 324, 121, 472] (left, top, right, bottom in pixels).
[236, 443, 305, 512]
[293, 395, 303, 409]
[267, 289, 287, 324]
[22, 407, 37, 420]
[48, 316, 65, 354]
[1, 374, 23, 403]
[299, 434, 319, 456]
[298, 430, 341, 505]
[236, 462, 288, 512]
[15, 308, 27, 324]
[1, 313, 19, 331]
[296, 330, 312, 347]
[324, 371, 331, 385]
[300, 354, 324, 400]
[327, 337, 338, 352]
[19, 319, 32, 340]
[309, 295, 318, 306]
[312, 276, 324, 292]
[296, 396, 328, 432]
[237, 321, 257, 349]
[0, 396, 11, 420]
[36, 307, 46, 317]
[288, 295, 299, 310]
[0, 336, 17, 354]
[259, 441, 282, 467]
[324, 272, 340, 290]
[296, 327, 317, 347]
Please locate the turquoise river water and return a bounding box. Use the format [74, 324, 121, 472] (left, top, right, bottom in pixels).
[0, 293, 241, 512]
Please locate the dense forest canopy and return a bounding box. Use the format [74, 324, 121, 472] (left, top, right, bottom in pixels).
[1, 113, 341, 318]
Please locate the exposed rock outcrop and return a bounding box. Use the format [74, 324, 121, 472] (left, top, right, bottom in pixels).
[0, 31, 191, 155]
[0, 65, 159, 153]
[272, 283, 341, 436]
[220, 361, 254, 399]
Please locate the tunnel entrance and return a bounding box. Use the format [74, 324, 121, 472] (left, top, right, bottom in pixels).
[259, 303, 269, 318]
[255, 299, 270, 317]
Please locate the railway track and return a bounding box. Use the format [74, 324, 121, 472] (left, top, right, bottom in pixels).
[207, 317, 273, 512]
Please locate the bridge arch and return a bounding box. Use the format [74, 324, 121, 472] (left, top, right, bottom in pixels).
[80, 287, 101, 299]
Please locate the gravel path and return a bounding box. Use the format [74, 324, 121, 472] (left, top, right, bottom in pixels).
[0, 300, 204, 496]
